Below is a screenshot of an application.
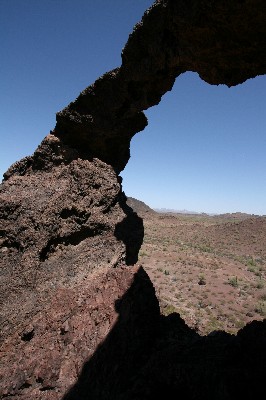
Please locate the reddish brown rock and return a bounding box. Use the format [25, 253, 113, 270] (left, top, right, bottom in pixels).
[1, 0, 266, 398]
[2, 263, 265, 400]
[0, 266, 159, 399]
[0, 135, 143, 344]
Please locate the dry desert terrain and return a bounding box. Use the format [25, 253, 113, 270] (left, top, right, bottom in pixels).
[128, 198, 266, 335]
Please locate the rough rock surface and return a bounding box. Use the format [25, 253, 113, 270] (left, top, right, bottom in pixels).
[1, 265, 266, 399]
[1, 0, 266, 398]
[0, 266, 159, 399]
[54, 0, 266, 172]
[0, 135, 143, 344]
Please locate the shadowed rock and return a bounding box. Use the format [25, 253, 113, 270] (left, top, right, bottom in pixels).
[54, 0, 266, 172]
[0, 0, 266, 398]
[2, 266, 265, 399]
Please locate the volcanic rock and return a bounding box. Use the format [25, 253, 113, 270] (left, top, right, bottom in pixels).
[0, 266, 159, 398]
[0, 134, 143, 345]
[1, 0, 266, 399]
[54, 0, 266, 172]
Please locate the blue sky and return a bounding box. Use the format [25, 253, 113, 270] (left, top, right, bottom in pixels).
[1, 0, 265, 215]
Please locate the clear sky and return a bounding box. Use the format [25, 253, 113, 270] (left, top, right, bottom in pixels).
[1, 0, 265, 215]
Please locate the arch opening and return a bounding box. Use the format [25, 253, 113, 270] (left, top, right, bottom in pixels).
[121, 71, 266, 334]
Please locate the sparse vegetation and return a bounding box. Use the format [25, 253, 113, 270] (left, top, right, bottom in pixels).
[254, 301, 266, 317]
[198, 274, 206, 285]
[139, 250, 148, 257]
[162, 304, 178, 316]
[256, 281, 264, 289]
[135, 205, 266, 335]
[228, 276, 238, 287]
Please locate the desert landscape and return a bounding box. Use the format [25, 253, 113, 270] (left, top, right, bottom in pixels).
[128, 197, 266, 334]
[1, 0, 266, 398]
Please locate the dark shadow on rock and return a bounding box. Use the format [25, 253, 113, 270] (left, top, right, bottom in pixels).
[62, 266, 266, 400]
[62, 266, 160, 400]
[114, 192, 144, 265]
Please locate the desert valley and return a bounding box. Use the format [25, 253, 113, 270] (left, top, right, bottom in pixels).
[1, 0, 266, 398]
[128, 197, 266, 334]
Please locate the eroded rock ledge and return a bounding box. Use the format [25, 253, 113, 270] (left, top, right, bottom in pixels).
[1, 0, 266, 399]
[53, 0, 266, 172]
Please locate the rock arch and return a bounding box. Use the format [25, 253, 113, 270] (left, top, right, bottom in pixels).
[0, 1, 266, 398]
[52, 0, 266, 172]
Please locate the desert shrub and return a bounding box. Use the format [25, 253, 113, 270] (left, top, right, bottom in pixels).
[228, 276, 238, 287]
[198, 244, 212, 253]
[162, 304, 178, 316]
[246, 257, 257, 268]
[198, 274, 206, 285]
[139, 250, 148, 257]
[247, 265, 256, 273]
[235, 319, 245, 329]
[256, 281, 264, 289]
[259, 292, 266, 301]
[254, 301, 266, 317]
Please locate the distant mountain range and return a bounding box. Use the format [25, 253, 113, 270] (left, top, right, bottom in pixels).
[155, 209, 260, 218]
[127, 197, 261, 218]
[154, 208, 205, 215]
[127, 198, 208, 216]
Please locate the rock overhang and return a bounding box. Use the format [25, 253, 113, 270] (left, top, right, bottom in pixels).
[53, 0, 266, 173]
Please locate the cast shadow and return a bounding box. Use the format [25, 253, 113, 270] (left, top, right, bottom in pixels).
[114, 192, 144, 265]
[62, 266, 160, 399]
[62, 267, 266, 400]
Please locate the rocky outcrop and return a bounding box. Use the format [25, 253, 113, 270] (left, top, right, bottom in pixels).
[0, 135, 143, 344]
[0, 266, 159, 399]
[54, 0, 266, 172]
[2, 265, 266, 399]
[126, 197, 155, 216]
[1, 0, 266, 398]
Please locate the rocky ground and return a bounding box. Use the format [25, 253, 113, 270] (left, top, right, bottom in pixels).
[128, 198, 266, 335]
[1, 0, 266, 396]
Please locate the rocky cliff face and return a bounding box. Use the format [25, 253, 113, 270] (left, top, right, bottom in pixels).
[1, 0, 266, 398]
[0, 135, 143, 345]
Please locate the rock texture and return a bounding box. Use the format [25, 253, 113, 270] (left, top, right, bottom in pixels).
[1, 0, 266, 398]
[0, 267, 266, 400]
[0, 266, 159, 399]
[2, 265, 266, 399]
[0, 135, 143, 344]
[54, 0, 266, 172]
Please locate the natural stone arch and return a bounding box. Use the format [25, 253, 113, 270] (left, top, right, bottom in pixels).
[52, 0, 266, 172]
[1, 1, 266, 398]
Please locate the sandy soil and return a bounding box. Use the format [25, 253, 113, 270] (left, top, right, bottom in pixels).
[137, 212, 266, 335]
